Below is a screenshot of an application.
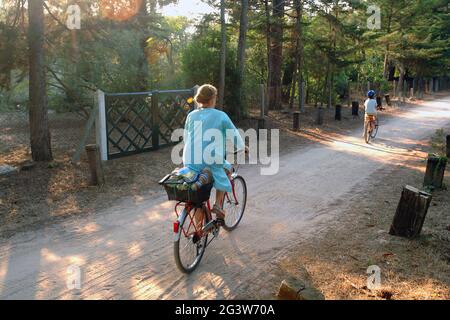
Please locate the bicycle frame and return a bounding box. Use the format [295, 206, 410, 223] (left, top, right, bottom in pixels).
[172, 174, 239, 242]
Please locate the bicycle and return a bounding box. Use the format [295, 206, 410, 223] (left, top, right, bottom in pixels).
[159, 152, 247, 273]
[364, 114, 379, 143]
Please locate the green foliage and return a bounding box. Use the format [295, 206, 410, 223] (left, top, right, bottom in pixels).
[181, 28, 240, 118]
[1, 0, 449, 119]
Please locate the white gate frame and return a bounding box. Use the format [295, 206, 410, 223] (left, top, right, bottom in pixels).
[96, 90, 108, 161]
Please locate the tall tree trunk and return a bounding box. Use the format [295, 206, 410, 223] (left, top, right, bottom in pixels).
[328, 2, 337, 109]
[288, 59, 297, 109]
[295, 0, 304, 112]
[382, 4, 393, 79]
[322, 62, 329, 107]
[236, 0, 249, 120]
[28, 0, 52, 161]
[264, 0, 271, 112]
[268, 0, 284, 110]
[289, 0, 301, 109]
[398, 64, 405, 98]
[218, 0, 226, 110]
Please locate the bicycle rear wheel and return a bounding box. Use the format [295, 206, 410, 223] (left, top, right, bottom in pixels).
[370, 118, 379, 139]
[222, 175, 247, 232]
[174, 207, 208, 273]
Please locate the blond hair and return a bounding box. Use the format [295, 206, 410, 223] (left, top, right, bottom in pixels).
[194, 84, 217, 105]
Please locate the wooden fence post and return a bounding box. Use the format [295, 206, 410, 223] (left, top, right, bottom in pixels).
[423, 155, 447, 189]
[351, 101, 359, 118]
[293, 111, 300, 130]
[316, 107, 324, 125]
[384, 94, 391, 106]
[389, 185, 432, 238]
[85, 144, 105, 186]
[446, 135, 450, 158]
[376, 96, 382, 108]
[151, 90, 160, 149]
[335, 104, 342, 121]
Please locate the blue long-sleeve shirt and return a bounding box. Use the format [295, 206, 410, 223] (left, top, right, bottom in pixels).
[182, 107, 244, 192]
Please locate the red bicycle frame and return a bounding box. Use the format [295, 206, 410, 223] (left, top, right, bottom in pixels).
[172, 176, 238, 238]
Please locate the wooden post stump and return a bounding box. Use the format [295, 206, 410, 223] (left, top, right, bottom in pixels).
[389, 185, 432, 238]
[335, 105, 342, 121]
[423, 155, 447, 189]
[393, 80, 397, 97]
[257, 117, 266, 131]
[257, 117, 266, 139]
[316, 107, 324, 125]
[351, 101, 359, 117]
[376, 96, 382, 108]
[384, 94, 391, 106]
[293, 111, 300, 131]
[446, 135, 450, 158]
[85, 144, 105, 186]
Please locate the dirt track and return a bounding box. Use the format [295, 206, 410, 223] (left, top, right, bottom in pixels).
[0, 96, 449, 299]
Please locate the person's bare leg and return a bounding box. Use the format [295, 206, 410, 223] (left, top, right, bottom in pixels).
[215, 190, 225, 208]
[193, 207, 204, 229]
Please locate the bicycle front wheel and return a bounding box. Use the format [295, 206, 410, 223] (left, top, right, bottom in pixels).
[364, 125, 371, 143]
[222, 175, 247, 232]
[174, 207, 208, 273]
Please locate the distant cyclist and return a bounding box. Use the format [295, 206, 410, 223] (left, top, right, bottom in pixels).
[363, 90, 378, 138]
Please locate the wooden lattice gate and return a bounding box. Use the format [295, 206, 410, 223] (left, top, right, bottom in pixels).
[97, 88, 196, 160]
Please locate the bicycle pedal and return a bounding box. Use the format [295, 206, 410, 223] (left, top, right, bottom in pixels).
[202, 220, 216, 233]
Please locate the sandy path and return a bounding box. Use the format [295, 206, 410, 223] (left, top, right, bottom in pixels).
[0, 97, 449, 300]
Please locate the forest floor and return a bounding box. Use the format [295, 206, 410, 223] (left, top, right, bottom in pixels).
[0, 93, 449, 299]
[258, 151, 450, 300]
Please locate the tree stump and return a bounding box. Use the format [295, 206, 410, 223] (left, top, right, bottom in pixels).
[85, 144, 105, 186]
[293, 111, 300, 131]
[423, 155, 447, 189]
[257, 117, 265, 131]
[335, 104, 342, 121]
[389, 185, 432, 238]
[257, 117, 266, 140]
[384, 94, 391, 106]
[316, 107, 324, 125]
[376, 96, 382, 108]
[446, 135, 450, 158]
[351, 101, 359, 117]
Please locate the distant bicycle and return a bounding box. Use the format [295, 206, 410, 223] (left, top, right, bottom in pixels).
[159, 151, 247, 273]
[364, 114, 379, 143]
